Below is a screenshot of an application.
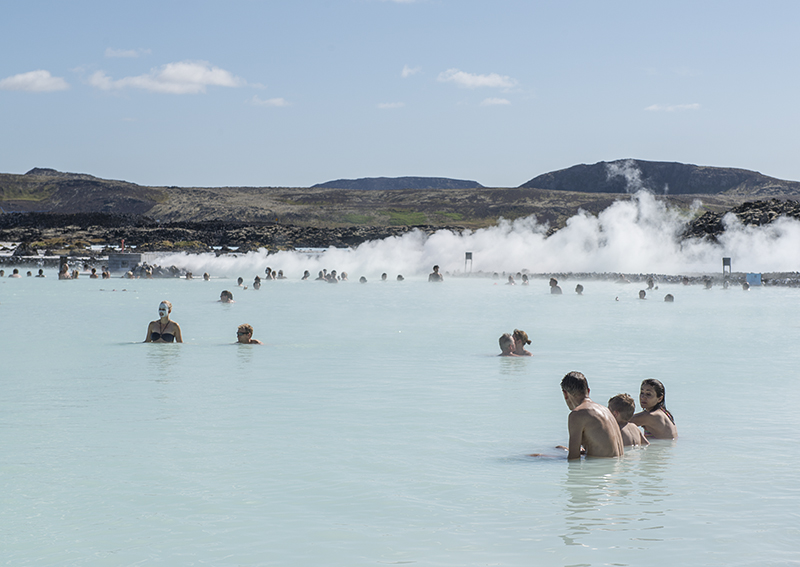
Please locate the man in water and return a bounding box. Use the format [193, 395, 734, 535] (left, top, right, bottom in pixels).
[428, 265, 443, 282]
[560, 371, 623, 460]
[549, 278, 562, 294]
[236, 324, 263, 345]
[498, 333, 518, 356]
[608, 394, 649, 447]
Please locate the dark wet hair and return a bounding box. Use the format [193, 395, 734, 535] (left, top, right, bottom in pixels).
[561, 371, 588, 395]
[642, 378, 675, 424]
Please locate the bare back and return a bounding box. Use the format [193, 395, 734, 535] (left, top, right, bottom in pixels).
[620, 422, 649, 447]
[568, 399, 624, 459]
[631, 408, 677, 439]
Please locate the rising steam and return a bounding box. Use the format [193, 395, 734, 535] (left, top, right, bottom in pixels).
[154, 191, 800, 278]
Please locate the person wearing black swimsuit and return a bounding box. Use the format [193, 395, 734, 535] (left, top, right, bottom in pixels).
[145, 300, 183, 343]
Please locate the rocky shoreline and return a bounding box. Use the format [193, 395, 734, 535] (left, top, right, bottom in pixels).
[2, 198, 800, 286]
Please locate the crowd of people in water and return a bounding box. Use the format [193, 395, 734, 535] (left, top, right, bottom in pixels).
[6, 260, 684, 458]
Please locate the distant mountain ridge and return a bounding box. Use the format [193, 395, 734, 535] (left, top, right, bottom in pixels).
[520, 159, 800, 196]
[312, 177, 484, 190]
[3, 160, 800, 226]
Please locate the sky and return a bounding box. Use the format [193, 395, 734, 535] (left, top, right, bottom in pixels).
[2, 0, 799, 189]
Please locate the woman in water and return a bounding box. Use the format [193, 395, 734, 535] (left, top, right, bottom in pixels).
[145, 300, 183, 343]
[631, 378, 677, 439]
[512, 329, 533, 356]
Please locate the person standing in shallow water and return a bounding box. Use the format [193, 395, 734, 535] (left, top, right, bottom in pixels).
[428, 265, 443, 282]
[549, 278, 562, 294]
[560, 371, 623, 460]
[145, 300, 183, 343]
[631, 378, 677, 439]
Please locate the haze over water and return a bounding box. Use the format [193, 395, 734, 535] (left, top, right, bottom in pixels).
[3, 190, 800, 565]
[154, 192, 800, 278]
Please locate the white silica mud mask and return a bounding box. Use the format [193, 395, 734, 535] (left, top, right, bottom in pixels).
[158, 303, 168, 317]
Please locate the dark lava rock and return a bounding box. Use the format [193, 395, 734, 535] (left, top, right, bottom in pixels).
[684, 198, 800, 240]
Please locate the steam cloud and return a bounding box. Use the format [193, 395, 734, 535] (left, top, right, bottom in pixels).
[155, 191, 800, 278]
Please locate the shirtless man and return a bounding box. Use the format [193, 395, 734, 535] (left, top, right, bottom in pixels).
[608, 393, 649, 447]
[560, 372, 624, 460]
[428, 265, 444, 282]
[236, 323, 263, 345]
[498, 333, 518, 356]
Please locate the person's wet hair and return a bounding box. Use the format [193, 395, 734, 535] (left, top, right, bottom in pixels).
[642, 378, 675, 424]
[608, 393, 635, 422]
[560, 371, 588, 395]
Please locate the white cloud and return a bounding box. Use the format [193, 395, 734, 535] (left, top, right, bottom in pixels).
[105, 47, 151, 58]
[401, 65, 420, 78]
[377, 102, 405, 109]
[88, 61, 245, 94]
[0, 70, 69, 92]
[481, 97, 510, 106]
[437, 68, 517, 89]
[251, 95, 290, 107]
[645, 103, 700, 112]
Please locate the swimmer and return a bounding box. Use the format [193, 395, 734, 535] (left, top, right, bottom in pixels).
[428, 265, 444, 282]
[145, 300, 183, 343]
[26, 271, 32, 277]
[203, 272, 210, 281]
[498, 333, 518, 357]
[608, 393, 649, 447]
[549, 277, 562, 295]
[359, 276, 367, 283]
[664, 293, 674, 302]
[0, 270, 4, 277]
[381, 273, 387, 281]
[102, 267, 110, 279]
[186, 272, 193, 280]
[302, 270, 310, 280]
[315, 271, 325, 281]
[631, 378, 677, 439]
[340, 272, 348, 281]
[236, 323, 263, 345]
[560, 371, 624, 460]
[396, 274, 404, 281]
[277, 270, 286, 280]
[36, 269, 45, 278]
[512, 329, 532, 356]
[9, 268, 21, 278]
[507, 275, 515, 285]
[237, 277, 244, 287]
[253, 276, 261, 290]
[575, 284, 584, 295]
[219, 290, 234, 303]
[90, 268, 98, 279]
[743, 281, 750, 291]
[521, 274, 529, 285]
[639, 290, 647, 300]
[646, 277, 655, 290]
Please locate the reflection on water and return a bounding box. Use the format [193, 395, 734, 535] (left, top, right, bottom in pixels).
[3, 274, 800, 565]
[145, 343, 183, 380]
[561, 443, 674, 549]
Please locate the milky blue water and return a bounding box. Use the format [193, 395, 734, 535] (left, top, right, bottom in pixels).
[2, 270, 799, 566]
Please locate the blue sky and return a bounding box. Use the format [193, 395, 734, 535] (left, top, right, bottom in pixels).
[1, 0, 799, 188]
